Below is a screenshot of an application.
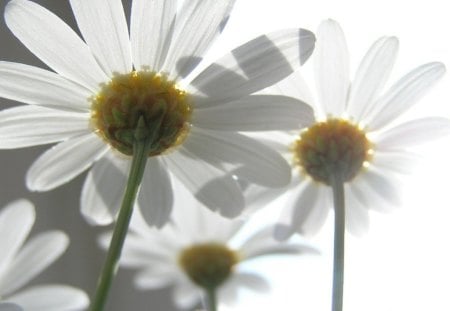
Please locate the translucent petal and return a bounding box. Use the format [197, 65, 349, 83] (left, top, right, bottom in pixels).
[191, 29, 315, 105]
[0, 106, 88, 149]
[7, 285, 89, 311]
[347, 36, 399, 121]
[5, 0, 108, 91]
[0, 62, 91, 111]
[70, 0, 132, 75]
[367, 62, 446, 130]
[164, 147, 245, 218]
[314, 19, 349, 116]
[161, 0, 236, 79]
[130, 0, 177, 71]
[138, 158, 174, 228]
[193, 94, 314, 131]
[0, 232, 68, 296]
[26, 133, 108, 191]
[81, 155, 128, 225]
[183, 128, 291, 188]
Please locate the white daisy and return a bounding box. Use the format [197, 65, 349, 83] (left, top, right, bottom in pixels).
[0, 199, 89, 311]
[99, 181, 316, 309]
[257, 19, 450, 239]
[0, 0, 315, 227]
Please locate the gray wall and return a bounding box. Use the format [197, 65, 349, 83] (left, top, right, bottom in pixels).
[0, 0, 176, 309]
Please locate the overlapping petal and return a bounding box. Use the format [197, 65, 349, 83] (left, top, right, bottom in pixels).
[0, 106, 88, 149]
[26, 133, 108, 191]
[0, 62, 91, 111]
[190, 29, 315, 105]
[5, 0, 107, 91]
[70, 0, 132, 75]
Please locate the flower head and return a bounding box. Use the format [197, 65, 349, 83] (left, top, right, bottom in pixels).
[0, 0, 315, 227]
[0, 199, 88, 310]
[257, 19, 450, 239]
[99, 181, 316, 309]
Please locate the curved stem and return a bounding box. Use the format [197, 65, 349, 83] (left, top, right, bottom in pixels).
[205, 287, 217, 311]
[331, 173, 345, 311]
[90, 119, 151, 311]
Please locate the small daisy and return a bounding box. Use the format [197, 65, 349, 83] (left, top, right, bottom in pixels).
[0, 0, 315, 227]
[257, 19, 450, 239]
[255, 19, 449, 311]
[99, 181, 316, 310]
[0, 199, 89, 311]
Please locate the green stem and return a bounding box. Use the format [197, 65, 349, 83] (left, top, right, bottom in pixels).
[205, 287, 217, 311]
[331, 173, 345, 311]
[90, 119, 151, 311]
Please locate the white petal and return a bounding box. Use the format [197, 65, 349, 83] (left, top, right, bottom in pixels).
[314, 19, 349, 116]
[0, 231, 68, 296]
[0, 200, 34, 279]
[5, 0, 108, 91]
[221, 272, 270, 304]
[7, 285, 89, 311]
[0, 62, 91, 112]
[81, 155, 128, 225]
[70, 0, 131, 75]
[167, 179, 244, 243]
[185, 128, 291, 188]
[351, 169, 402, 212]
[0, 106, 89, 149]
[345, 184, 370, 236]
[193, 95, 314, 131]
[26, 133, 108, 191]
[371, 150, 421, 175]
[267, 69, 315, 108]
[138, 158, 174, 228]
[130, 0, 177, 71]
[239, 226, 317, 260]
[347, 36, 399, 121]
[164, 148, 245, 218]
[134, 266, 176, 290]
[0, 303, 22, 311]
[375, 117, 450, 150]
[161, 0, 236, 79]
[367, 62, 446, 130]
[191, 29, 315, 104]
[292, 181, 331, 236]
[172, 279, 201, 309]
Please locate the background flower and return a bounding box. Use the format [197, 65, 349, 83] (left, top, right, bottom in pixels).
[0, 199, 89, 311]
[247, 19, 450, 240]
[99, 181, 317, 309]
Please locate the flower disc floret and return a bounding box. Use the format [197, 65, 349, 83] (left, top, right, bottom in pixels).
[179, 243, 239, 290]
[91, 71, 192, 156]
[293, 118, 372, 185]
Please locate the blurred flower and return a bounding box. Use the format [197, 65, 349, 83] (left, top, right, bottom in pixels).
[0, 199, 89, 310]
[254, 19, 450, 239]
[99, 182, 317, 309]
[0, 0, 315, 227]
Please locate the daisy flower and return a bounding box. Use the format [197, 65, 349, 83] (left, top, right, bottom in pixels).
[0, 0, 315, 227]
[257, 19, 449, 311]
[0, 199, 89, 310]
[99, 181, 317, 310]
[257, 19, 450, 239]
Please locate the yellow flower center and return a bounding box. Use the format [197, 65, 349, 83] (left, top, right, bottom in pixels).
[179, 243, 239, 290]
[91, 71, 192, 156]
[293, 118, 372, 185]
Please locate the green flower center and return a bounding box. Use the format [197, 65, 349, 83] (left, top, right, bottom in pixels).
[91, 71, 192, 156]
[179, 243, 239, 290]
[293, 118, 372, 185]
